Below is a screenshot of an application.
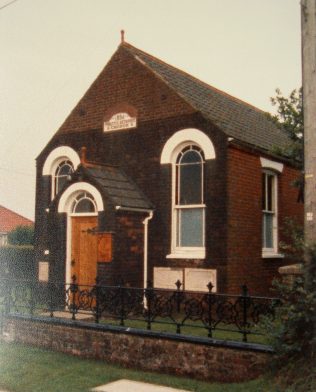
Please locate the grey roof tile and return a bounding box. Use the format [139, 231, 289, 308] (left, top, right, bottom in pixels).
[84, 166, 153, 210]
[124, 44, 290, 153]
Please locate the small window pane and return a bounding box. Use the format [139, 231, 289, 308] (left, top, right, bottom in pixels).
[54, 161, 73, 196]
[262, 173, 265, 210]
[56, 176, 68, 194]
[177, 208, 203, 247]
[267, 174, 274, 211]
[179, 164, 202, 204]
[263, 213, 273, 248]
[180, 150, 201, 164]
[75, 198, 96, 213]
[58, 164, 72, 176]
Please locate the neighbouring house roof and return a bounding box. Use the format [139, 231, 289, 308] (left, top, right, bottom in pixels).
[81, 165, 154, 211]
[122, 43, 290, 153]
[0, 205, 33, 233]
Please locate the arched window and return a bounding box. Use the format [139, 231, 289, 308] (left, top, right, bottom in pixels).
[161, 128, 215, 259]
[71, 192, 97, 214]
[54, 160, 73, 196]
[175, 145, 205, 248]
[42, 146, 80, 200]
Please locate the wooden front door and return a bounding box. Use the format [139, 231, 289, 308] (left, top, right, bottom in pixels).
[71, 216, 98, 286]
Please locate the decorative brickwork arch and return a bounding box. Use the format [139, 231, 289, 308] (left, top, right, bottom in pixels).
[42, 146, 81, 199]
[58, 182, 104, 214]
[160, 128, 216, 164]
[103, 103, 138, 122]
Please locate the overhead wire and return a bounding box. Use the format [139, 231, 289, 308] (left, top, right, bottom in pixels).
[0, 0, 20, 11]
[0, 166, 34, 177]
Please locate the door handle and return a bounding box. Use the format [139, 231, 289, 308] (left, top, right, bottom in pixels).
[71, 259, 76, 267]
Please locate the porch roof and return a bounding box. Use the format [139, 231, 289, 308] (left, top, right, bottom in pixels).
[82, 165, 153, 211]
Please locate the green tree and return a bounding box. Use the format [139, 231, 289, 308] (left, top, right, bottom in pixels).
[269, 87, 303, 164]
[268, 88, 304, 202]
[7, 225, 34, 246]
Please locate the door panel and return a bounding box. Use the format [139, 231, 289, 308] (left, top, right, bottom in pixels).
[71, 216, 98, 286]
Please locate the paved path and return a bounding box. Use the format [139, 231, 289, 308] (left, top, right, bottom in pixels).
[92, 379, 190, 392]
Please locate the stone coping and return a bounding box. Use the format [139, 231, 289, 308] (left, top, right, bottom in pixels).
[278, 263, 304, 275]
[6, 313, 274, 354]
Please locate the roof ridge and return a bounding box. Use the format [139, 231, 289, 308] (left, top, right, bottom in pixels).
[121, 42, 266, 115]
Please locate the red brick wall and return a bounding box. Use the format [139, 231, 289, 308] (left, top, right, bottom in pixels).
[226, 145, 303, 295]
[56, 46, 196, 135]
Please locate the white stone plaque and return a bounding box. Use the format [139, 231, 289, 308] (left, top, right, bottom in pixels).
[104, 112, 137, 132]
[184, 268, 217, 292]
[154, 267, 183, 289]
[38, 261, 49, 282]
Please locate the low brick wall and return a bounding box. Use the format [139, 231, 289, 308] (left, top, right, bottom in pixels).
[2, 315, 273, 383]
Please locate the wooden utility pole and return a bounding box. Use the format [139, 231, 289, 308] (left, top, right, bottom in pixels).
[301, 0, 316, 244]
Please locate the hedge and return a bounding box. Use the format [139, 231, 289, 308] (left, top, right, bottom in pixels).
[0, 245, 35, 280]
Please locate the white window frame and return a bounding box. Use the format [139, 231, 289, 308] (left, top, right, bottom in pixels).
[262, 170, 278, 255]
[42, 146, 80, 200]
[260, 158, 284, 259]
[174, 145, 205, 254]
[161, 129, 215, 260]
[70, 191, 97, 216]
[53, 160, 74, 197]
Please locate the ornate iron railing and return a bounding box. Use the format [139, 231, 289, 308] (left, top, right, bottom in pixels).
[0, 276, 280, 343]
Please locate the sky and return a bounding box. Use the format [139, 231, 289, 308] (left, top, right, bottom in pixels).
[0, 0, 301, 220]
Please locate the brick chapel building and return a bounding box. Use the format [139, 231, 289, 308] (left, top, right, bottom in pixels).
[35, 38, 303, 295]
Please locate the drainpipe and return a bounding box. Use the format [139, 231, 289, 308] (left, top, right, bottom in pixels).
[115, 206, 154, 290]
[143, 211, 154, 290]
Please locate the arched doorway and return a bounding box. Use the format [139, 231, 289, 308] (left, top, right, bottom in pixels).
[58, 183, 104, 286]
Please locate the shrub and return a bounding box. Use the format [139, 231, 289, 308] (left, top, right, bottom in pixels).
[264, 245, 316, 391]
[7, 225, 34, 246]
[0, 245, 35, 280]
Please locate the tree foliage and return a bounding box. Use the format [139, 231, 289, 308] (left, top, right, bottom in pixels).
[7, 225, 34, 246]
[269, 87, 303, 165]
[263, 221, 316, 391]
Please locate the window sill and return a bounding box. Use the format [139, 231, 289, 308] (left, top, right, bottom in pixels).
[262, 252, 284, 259]
[167, 249, 206, 259]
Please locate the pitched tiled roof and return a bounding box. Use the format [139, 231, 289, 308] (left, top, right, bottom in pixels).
[82, 165, 153, 210]
[0, 205, 33, 233]
[122, 43, 290, 153]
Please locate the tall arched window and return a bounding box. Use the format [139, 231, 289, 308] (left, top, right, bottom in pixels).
[42, 146, 80, 200]
[54, 160, 74, 196]
[161, 128, 216, 259]
[174, 145, 205, 253]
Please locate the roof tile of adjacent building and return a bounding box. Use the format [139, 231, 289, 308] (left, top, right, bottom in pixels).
[122, 42, 290, 153]
[0, 205, 33, 233]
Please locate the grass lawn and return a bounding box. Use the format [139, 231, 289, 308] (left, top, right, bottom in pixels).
[0, 341, 280, 392]
[99, 317, 270, 345]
